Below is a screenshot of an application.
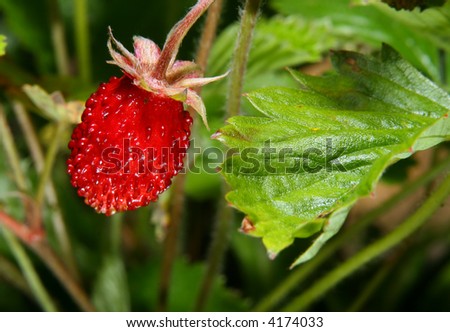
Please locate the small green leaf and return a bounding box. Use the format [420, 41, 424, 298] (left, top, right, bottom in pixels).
[23, 84, 83, 123]
[23, 85, 63, 122]
[0, 35, 6, 56]
[92, 256, 130, 312]
[217, 45, 450, 266]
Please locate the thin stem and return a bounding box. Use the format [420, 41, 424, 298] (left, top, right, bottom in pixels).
[281, 172, 450, 311]
[195, 185, 232, 310]
[195, 0, 261, 311]
[253, 153, 450, 311]
[74, 0, 92, 82]
[0, 105, 27, 191]
[47, 0, 70, 76]
[195, 0, 224, 75]
[0, 105, 39, 228]
[12, 101, 42, 171]
[0, 211, 43, 243]
[1, 229, 57, 311]
[157, 175, 186, 311]
[0, 211, 95, 311]
[32, 242, 95, 312]
[226, 0, 261, 117]
[0, 254, 32, 298]
[13, 101, 78, 277]
[35, 120, 66, 206]
[0, 106, 57, 311]
[0, 105, 90, 311]
[110, 213, 123, 256]
[154, 0, 215, 80]
[347, 254, 396, 311]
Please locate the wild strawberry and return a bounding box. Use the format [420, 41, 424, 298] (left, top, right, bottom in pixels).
[67, 0, 226, 215]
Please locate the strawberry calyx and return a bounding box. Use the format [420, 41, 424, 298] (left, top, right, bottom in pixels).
[107, 0, 226, 130]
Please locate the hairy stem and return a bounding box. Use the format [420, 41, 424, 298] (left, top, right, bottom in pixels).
[254, 153, 450, 311]
[74, 0, 92, 82]
[1, 229, 57, 311]
[47, 0, 70, 76]
[195, 0, 261, 311]
[12, 101, 78, 278]
[195, 0, 224, 75]
[226, 0, 261, 117]
[281, 172, 450, 311]
[154, 0, 215, 80]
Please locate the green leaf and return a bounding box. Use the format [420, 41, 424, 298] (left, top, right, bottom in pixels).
[92, 256, 130, 312]
[0, 35, 6, 56]
[22, 84, 83, 123]
[216, 45, 450, 266]
[22, 85, 63, 122]
[196, 16, 338, 197]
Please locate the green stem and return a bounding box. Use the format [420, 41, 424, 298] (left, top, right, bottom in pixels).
[13, 101, 78, 278]
[253, 153, 450, 311]
[0, 107, 57, 311]
[194, 0, 261, 311]
[194, 185, 232, 310]
[1, 229, 57, 311]
[1, 105, 92, 311]
[281, 172, 450, 311]
[47, 0, 70, 76]
[35, 121, 66, 206]
[32, 242, 96, 311]
[0, 254, 31, 297]
[0, 105, 27, 191]
[110, 213, 123, 256]
[347, 254, 396, 311]
[74, 0, 92, 82]
[226, 0, 261, 117]
[0, 211, 95, 312]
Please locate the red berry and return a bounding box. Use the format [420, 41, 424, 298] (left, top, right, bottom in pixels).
[67, 76, 192, 215]
[67, 14, 226, 215]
